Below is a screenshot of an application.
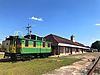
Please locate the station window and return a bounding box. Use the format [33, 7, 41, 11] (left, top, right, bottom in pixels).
[48, 43, 51, 47]
[33, 41, 36, 47]
[25, 40, 28, 47]
[76, 49, 79, 52]
[43, 42, 45, 47]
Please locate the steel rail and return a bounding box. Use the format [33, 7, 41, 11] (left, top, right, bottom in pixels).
[87, 56, 100, 75]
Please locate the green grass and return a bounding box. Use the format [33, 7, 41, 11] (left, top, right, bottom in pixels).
[0, 55, 80, 75]
[0, 54, 4, 59]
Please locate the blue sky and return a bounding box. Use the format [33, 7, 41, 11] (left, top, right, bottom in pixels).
[0, 0, 100, 46]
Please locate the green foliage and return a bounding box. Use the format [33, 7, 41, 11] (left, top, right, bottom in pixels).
[0, 57, 79, 75]
[91, 41, 100, 52]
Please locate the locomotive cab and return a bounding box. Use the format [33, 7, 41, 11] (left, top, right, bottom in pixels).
[2, 36, 21, 59]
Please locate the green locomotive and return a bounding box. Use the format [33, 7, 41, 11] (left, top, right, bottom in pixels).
[2, 35, 51, 60]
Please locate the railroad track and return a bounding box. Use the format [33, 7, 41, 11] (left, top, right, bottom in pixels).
[87, 56, 100, 75]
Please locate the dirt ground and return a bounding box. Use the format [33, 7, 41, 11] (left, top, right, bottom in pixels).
[43, 52, 100, 75]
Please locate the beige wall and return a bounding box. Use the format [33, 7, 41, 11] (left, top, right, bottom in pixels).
[58, 46, 86, 55]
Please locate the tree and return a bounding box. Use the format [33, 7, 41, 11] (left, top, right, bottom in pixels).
[91, 41, 100, 52]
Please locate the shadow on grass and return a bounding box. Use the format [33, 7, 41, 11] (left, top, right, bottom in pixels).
[0, 58, 29, 63]
[0, 57, 42, 63]
[0, 58, 12, 62]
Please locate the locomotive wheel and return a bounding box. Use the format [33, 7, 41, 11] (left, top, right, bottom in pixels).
[10, 54, 17, 61]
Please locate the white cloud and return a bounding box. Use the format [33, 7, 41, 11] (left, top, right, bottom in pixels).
[29, 16, 43, 21]
[95, 24, 100, 26]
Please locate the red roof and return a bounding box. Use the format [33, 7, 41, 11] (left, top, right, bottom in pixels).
[45, 34, 87, 47]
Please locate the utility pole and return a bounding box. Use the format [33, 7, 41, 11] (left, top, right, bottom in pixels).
[26, 24, 32, 39]
[26, 24, 32, 35]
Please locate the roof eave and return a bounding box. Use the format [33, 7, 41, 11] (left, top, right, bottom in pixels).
[58, 43, 90, 49]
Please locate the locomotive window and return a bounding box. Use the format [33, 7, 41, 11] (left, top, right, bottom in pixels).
[33, 41, 36, 47]
[6, 43, 8, 45]
[48, 43, 51, 47]
[17, 40, 21, 45]
[43, 42, 45, 47]
[25, 40, 28, 47]
[14, 41, 16, 46]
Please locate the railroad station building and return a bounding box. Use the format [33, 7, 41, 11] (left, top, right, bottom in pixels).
[45, 34, 90, 55]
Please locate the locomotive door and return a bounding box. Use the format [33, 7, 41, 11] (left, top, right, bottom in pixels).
[13, 39, 16, 53]
[10, 38, 16, 53]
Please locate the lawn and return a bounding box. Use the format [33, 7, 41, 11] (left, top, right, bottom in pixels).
[0, 55, 80, 75]
[0, 54, 4, 59]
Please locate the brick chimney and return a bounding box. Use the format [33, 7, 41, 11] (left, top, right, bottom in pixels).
[70, 35, 75, 42]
